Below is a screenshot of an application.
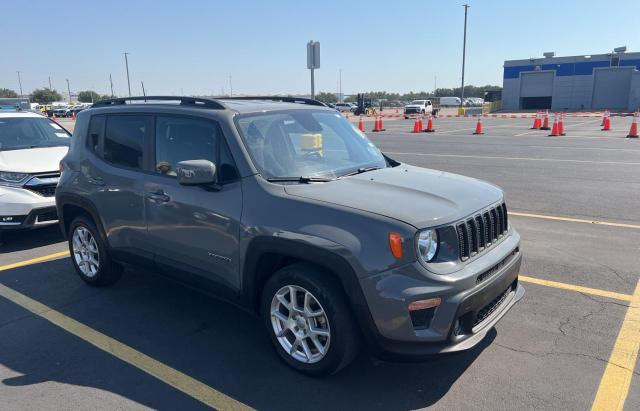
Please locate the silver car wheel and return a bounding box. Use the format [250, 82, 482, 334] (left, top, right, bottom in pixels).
[72, 226, 100, 278]
[270, 285, 331, 364]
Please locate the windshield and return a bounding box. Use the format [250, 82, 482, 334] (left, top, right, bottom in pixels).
[236, 110, 386, 179]
[0, 117, 71, 151]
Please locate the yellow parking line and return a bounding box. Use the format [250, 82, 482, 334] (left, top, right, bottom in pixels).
[0, 251, 70, 271]
[0, 253, 252, 410]
[591, 279, 640, 411]
[519, 275, 633, 302]
[510, 212, 640, 230]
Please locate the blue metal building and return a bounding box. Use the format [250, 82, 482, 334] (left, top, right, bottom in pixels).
[502, 51, 640, 112]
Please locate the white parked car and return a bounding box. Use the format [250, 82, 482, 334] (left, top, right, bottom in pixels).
[403, 100, 435, 118]
[0, 110, 71, 241]
[334, 102, 356, 112]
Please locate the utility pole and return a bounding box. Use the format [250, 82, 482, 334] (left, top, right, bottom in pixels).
[141, 81, 146, 97]
[66, 78, 71, 103]
[48, 76, 52, 90]
[123, 52, 132, 97]
[460, 4, 470, 108]
[434, 75, 437, 93]
[229, 76, 233, 97]
[109, 74, 114, 98]
[339, 69, 342, 102]
[17, 71, 23, 97]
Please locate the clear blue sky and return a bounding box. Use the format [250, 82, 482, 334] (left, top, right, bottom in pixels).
[3, 0, 639, 97]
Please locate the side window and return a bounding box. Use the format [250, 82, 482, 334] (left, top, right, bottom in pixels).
[87, 115, 105, 154]
[155, 116, 238, 182]
[104, 115, 146, 169]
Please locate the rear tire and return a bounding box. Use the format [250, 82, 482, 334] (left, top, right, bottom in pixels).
[68, 215, 122, 286]
[261, 263, 360, 376]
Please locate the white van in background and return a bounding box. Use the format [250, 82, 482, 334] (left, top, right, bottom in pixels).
[439, 97, 462, 106]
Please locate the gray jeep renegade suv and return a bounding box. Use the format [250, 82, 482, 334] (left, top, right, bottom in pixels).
[56, 96, 524, 376]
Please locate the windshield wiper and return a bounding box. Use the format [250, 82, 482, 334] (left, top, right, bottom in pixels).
[266, 176, 334, 183]
[339, 166, 383, 178]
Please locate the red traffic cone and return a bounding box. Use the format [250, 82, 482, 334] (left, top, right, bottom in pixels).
[558, 114, 566, 136]
[548, 114, 560, 136]
[540, 111, 550, 130]
[627, 113, 639, 138]
[601, 110, 607, 126]
[378, 115, 385, 131]
[602, 114, 611, 131]
[412, 116, 421, 133]
[72, 111, 77, 121]
[358, 116, 365, 132]
[530, 113, 541, 129]
[372, 115, 381, 132]
[473, 118, 484, 135]
[423, 114, 435, 132]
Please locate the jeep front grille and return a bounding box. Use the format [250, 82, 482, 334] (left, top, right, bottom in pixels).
[456, 203, 508, 261]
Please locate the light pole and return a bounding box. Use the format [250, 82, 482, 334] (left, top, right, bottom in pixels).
[48, 76, 52, 90]
[109, 74, 114, 98]
[17, 71, 23, 97]
[123, 52, 132, 97]
[339, 69, 342, 102]
[460, 4, 470, 108]
[66, 78, 71, 103]
[229, 76, 233, 97]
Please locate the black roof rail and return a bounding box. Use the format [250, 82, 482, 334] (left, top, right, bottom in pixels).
[220, 96, 327, 107]
[92, 96, 225, 109]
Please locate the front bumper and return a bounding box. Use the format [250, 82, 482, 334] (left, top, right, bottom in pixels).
[356, 229, 523, 359]
[0, 185, 58, 230]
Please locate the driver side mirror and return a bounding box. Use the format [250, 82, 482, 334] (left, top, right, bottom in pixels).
[176, 160, 217, 186]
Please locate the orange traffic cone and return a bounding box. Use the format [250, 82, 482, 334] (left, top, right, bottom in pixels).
[540, 111, 550, 130]
[378, 115, 385, 131]
[601, 110, 607, 126]
[412, 116, 421, 133]
[423, 114, 435, 132]
[358, 116, 365, 132]
[72, 111, 77, 121]
[473, 118, 484, 135]
[558, 114, 566, 136]
[530, 114, 541, 129]
[602, 114, 611, 131]
[627, 113, 639, 138]
[372, 115, 381, 132]
[548, 114, 560, 136]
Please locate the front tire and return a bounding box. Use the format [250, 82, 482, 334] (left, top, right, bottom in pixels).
[68, 215, 122, 286]
[261, 263, 360, 376]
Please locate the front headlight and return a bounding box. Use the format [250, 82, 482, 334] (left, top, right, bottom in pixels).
[417, 229, 439, 262]
[0, 171, 30, 185]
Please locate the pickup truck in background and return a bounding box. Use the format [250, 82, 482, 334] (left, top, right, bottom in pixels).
[403, 100, 438, 119]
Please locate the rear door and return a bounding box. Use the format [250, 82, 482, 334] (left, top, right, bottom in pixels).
[84, 113, 153, 258]
[144, 115, 243, 291]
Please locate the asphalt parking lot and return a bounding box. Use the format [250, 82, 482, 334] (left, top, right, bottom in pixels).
[1, 115, 639, 410]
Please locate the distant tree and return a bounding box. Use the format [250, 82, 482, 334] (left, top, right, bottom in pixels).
[30, 88, 62, 104]
[314, 92, 337, 104]
[0, 88, 18, 98]
[78, 90, 101, 103]
[100, 94, 114, 101]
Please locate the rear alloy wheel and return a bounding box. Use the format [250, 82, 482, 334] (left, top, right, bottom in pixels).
[270, 285, 331, 364]
[68, 215, 122, 286]
[262, 263, 360, 376]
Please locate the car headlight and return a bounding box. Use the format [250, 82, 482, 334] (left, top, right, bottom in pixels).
[417, 229, 439, 262]
[0, 171, 30, 185]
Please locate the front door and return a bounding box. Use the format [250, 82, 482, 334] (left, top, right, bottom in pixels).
[144, 115, 243, 291]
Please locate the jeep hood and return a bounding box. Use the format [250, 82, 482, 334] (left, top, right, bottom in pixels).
[284, 165, 504, 228]
[0, 146, 68, 173]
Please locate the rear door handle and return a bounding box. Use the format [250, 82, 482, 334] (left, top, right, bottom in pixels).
[145, 190, 170, 203]
[88, 177, 104, 186]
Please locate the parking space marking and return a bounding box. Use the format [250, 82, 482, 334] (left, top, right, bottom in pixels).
[519, 275, 633, 302]
[591, 279, 640, 411]
[510, 212, 640, 230]
[384, 152, 640, 166]
[0, 250, 70, 271]
[0, 283, 253, 411]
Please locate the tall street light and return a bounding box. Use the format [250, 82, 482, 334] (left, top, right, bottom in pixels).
[123, 52, 132, 97]
[17, 71, 23, 97]
[460, 4, 470, 109]
[66, 79, 72, 103]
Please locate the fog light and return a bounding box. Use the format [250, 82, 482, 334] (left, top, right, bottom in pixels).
[1, 216, 14, 222]
[408, 298, 441, 329]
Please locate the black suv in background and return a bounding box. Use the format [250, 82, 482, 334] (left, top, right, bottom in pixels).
[56, 96, 523, 375]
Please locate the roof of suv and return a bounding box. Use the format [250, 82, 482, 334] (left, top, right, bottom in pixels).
[90, 96, 330, 115]
[0, 110, 46, 119]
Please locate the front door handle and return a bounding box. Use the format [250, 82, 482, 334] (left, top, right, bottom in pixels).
[145, 190, 170, 203]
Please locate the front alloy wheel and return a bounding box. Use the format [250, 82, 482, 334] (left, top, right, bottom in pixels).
[270, 285, 330, 364]
[72, 226, 100, 277]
